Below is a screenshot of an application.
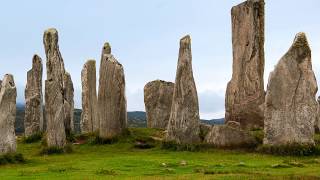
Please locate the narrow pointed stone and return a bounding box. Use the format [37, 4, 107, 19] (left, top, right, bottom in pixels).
[81, 60, 98, 133]
[144, 80, 174, 129]
[24, 55, 44, 136]
[98, 43, 127, 139]
[63, 72, 74, 136]
[264, 33, 317, 145]
[0, 74, 17, 154]
[44, 28, 66, 148]
[225, 0, 265, 129]
[166, 35, 200, 144]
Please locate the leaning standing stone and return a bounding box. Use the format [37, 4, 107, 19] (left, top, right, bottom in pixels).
[24, 55, 44, 137]
[166, 35, 200, 144]
[63, 72, 74, 136]
[144, 80, 174, 129]
[264, 33, 317, 145]
[0, 75, 17, 154]
[225, 0, 265, 130]
[44, 28, 66, 148]
[98, 43, 127, 139]
[81, 60, 98, 133]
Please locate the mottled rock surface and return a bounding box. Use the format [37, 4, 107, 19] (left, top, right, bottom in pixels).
[264, 33, 317, 145]
[81, 60, 98, 133]
[225, 0, 265, 130]
[205, 121, 255, 147]
[98, 43, 127, 139]
[144, 80, 174, 129]
[0, 75, 17, 154]
[63, 72, 74, 135]
[44, 28, 66, 148]
[24, 55, 44, 137]
[166, 35, 200, 144]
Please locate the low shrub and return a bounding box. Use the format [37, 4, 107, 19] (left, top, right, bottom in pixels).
[257, 143, 320, 156]
[89, 135, 119, 145]
[22, 132, 43, 143]
[0, 153, 25, 165]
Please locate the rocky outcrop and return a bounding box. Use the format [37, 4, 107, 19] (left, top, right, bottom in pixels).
[81, 60, 98, 133]
[98, 43, 127, 139]
[144, 80, 174, 129]
[264, 33, 317, 145]
[0, 75, 17, 154]
[205, 121, 256, 147]
[44, 28, 66, 148]
[225, 0, 265, 130]
[63, 72, 74, 136]
[166, 35, 200, 144]
[24, 55, 44, 137]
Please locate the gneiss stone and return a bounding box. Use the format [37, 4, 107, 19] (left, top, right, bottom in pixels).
[166, 35, 200, 144]
[0, 74, 17, 154]
[98, 43, 127, 139]
[144, 80, 174, 129]
[24, 55, 44, 137]
[44, 28, 66, 148]
[81, 60, 98, 133]
[225, 0, 265, 130]
[63, 72, 74, 136]
[264, 33, 317, 145]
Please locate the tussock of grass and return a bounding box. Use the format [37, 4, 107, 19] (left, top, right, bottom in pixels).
[21, 132, 43, 144]
[0, 153, 25, 165]
[96, 168, 117, 175]
[39, 143, 73, 155]
[257, 143, 320, 156]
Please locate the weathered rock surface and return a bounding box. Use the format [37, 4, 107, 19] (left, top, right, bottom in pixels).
[44, 28, 66, 148]
[0, 75, 17, 154]
[63, 72, 74, 135]
[98, 43, 127, 139]
[166, 35, 200, 144]
[316, 96, 320, 133]
[81, 60, 98, 133]
[205, 121, 256, 147]
[24, 55, 44, 137]
[225, 0, 265, 130]
[144, 80, 174, 129]
[264, 33, 317, 145]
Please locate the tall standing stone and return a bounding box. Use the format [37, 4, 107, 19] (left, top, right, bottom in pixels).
[63, 72, 74, 136]
[98, 43, 127, 139]
[166, 35, 200, 144]
[81, 60, 98, 133]
[44, 28, 66, 148]
[24, 55, 44, 136]
[144, 80, 174, 129]
[264, 33, 317, 145]
[316, 96, 320, 133]
[0, 75, 17, 154]
[225, 0, 265, 130]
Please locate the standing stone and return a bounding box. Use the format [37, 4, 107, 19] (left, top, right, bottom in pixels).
[44, 28, 66, 148]
[81, 60, 98, 133]
[166, 35, 200, 144]
[316, 96, 320, 133]
[144, 80, 174, 129]
[264, 33, 317, 145]
[0, 75, 17, 154]
[63, 72, 74, 136]
[24, 55, 44, 136]
[98, 43, 127, 139]
[225, 0, 265, 130]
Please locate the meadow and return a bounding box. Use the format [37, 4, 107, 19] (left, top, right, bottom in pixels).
[1, 128, 320, 180]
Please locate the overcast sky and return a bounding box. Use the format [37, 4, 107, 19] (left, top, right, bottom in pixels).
[0, 0, 320, 119]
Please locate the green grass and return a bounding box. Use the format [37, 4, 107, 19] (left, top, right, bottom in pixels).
[1, 128, 320, 179]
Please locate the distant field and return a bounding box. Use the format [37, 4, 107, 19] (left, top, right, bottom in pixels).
[1, 128, 320, 180]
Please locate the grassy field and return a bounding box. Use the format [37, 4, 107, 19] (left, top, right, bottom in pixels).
[1, 128, 320, 180]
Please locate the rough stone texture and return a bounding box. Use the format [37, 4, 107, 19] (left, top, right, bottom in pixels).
[205, 121, 255, 147]
[144, 80, 174, 129]
[63, 72, 74, 136]
[24, 55, 44, 137]
[44, 28, 66, 148]
[0, 75, 17, 154]
[225, 0, 265, 130]
[81, 60, 98, 133]
[166, 35, 200, 144]
[316, 96, 320, 133]
[264, 33, 317, 145]
[98, 43, 127, 139]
